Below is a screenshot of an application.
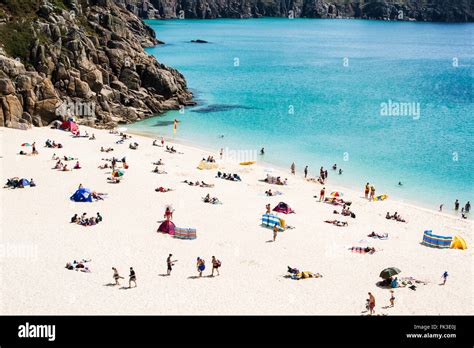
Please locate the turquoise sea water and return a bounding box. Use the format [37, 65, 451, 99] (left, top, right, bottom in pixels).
[128, 18, 473, 211]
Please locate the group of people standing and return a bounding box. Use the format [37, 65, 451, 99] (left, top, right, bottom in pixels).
[364, 183, 376, 201]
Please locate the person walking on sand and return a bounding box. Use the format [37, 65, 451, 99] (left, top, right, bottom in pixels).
[368, 292, 375, 315]
[304, 166, 308, 178]
[369, 185, 375, 201]
[129, 267, 137, 288]
[167, 254, 177, 275]
[112, 267, 123, 286]
[273, 223, 279, 242]
[364, 183, 370, 199]
[441, 271, 448, 285]
[197, 257, 205, 277]
[291, 162, 295, 175]
[211, 256, 221, 276]
[319, 187, 326, 202]
[454, 199, 459, 211]
[389, 290, 395, 308]
[465, 201, 471, 213]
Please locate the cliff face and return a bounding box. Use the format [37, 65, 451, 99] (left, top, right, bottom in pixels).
[0, 0, 192, 129]
[125, 0, 473, 22]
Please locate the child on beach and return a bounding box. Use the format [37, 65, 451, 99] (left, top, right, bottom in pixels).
[389, 290, 395, 307]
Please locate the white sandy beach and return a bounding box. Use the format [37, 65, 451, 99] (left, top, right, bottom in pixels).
[0, 125, 472, 315]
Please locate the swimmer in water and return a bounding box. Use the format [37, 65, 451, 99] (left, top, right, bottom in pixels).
[398, 182, 402, 186]
[260, 147, 265, 155]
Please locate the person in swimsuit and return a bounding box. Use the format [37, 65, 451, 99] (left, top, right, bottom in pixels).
[441, 271, 448, 285]
[129, 267, 136, 288]
[319, 187, 325, 202]
[167, 254, 176, 275]
[389, 290, 395, 307]
[368, 292, 375, 315]
[454, 199, 459, 211]
[272, 223, 280, 242]
[265, 204, 271, 215]
[364, 183, 370, 199]
[112, 267, 122, 286]
[164, 207, 173, 221]
[291, 162, 295, 175]
[369, 185, 375, 201]
[304, 166, 308, 178]
[211, 256, 221, 276]
[197, 257, 205, 277]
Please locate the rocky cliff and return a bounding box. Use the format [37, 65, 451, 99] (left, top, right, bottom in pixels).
[0, 0, 193, 129]
[124, 0, 473, 22]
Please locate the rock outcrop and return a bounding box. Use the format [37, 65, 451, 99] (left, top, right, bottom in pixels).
[0, 0, 192, 129]
[125, 0, 473, 22]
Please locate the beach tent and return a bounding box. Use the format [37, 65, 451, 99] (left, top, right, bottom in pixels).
[421, 230, 452, 249]
[60, 120, 78, 133]
[273, 202, 294, 214]
[157, 220, 176, 235]
[174, 227, 197, 240]
[70, 187, 93, 202]
[451, 235, 467, 250]
[261, 214, 284, 231]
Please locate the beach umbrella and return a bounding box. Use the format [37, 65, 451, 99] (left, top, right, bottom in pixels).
[112, 170, 124, 177]
[379, 267, 401, 279]
[330, 192, 343, 197]
[21, 143, 31, 147]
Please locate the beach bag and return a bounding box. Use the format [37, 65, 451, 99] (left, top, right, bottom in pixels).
[216, 260, 222, 267]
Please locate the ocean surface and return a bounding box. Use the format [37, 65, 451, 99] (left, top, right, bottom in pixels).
[128, 18, 473, 211]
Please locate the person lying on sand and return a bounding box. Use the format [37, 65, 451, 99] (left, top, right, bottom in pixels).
[324, 219, 348, 227]
[107, 177, 121, 184]
[89, 134, 95, 140]
[153, 159, 164, 165]
[349, 246, 376, 254]
[200, 181, 214, 188]
[368, 231, 388, 239]
[152, 166, 167, 174]
[63, 156, 77, 161]
[155, 187, 173, 192]
[203, 194, 220, 204]
[92, 191, 106, 200]
[98, 163, 109, 169]
[129, 142, 139, 150]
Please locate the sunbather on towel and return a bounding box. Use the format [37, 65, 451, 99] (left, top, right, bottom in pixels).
[368, 231, 388, 239]
[349, 246, 376, 254]
[155, 187, 172, 192]
[324, 219, 348, 227]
